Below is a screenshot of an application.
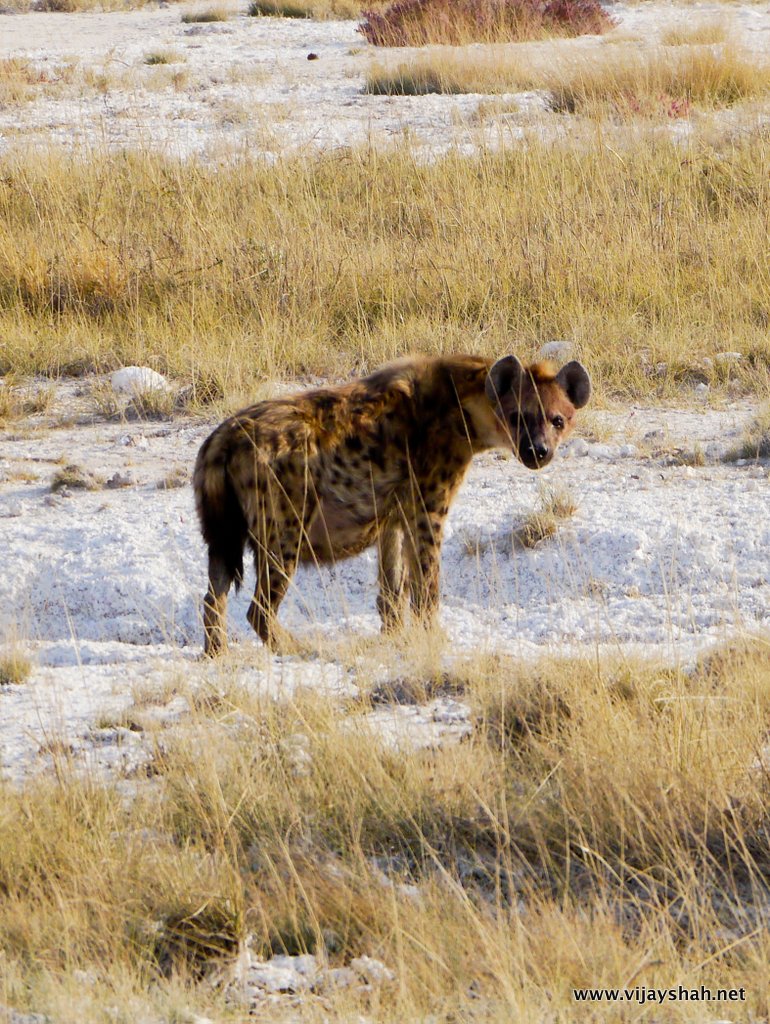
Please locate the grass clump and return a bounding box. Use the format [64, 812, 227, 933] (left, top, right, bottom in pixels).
[365, 53, 532, 95]
[0, 380, 55, 423]
[181, 5, 229, 21]
[370, 43, 770, 116]
[725, 405, 770, 461]
[50, 464, 101, 492]
[0, 650, 31, 686]
[144, 50, 183, 66]
[126, 387, 177, 420]
[248, 0, 360, 17]
[661, 19, 729, 47]
[514, 482, 577, 547]
[359, 0, 614, 47]
[0, 57, 76, 106]
[548, 44, 770, 116]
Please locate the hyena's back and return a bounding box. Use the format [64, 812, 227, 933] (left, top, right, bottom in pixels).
[193, 366, 417, 592]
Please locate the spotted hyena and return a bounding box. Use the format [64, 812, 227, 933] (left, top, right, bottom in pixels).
[194, 354, 590, 655]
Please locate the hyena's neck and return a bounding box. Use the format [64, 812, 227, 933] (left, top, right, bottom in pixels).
[431, 357, 508, 454]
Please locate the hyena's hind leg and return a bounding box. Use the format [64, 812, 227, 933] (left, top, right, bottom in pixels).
[203, 554, 235, 657]
[377, 516, 407, 631]
[246, 502, 305, 653]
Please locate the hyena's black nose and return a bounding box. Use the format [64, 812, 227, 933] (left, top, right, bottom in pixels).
[534, 443, 549, 461]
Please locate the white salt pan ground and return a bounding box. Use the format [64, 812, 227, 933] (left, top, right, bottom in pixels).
[1, 383, 768, 779]
[0, 2, 769, 157]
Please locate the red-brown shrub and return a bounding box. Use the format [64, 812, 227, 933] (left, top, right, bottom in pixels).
[358, 0, 614, 46]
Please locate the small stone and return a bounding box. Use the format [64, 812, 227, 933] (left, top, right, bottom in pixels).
[118, 434, 149, 450]
[654, 362, 668, 377]
[431, 699, 469, 725]
[694, 382, 709, 396]
[105, 471, 135, 489]
[618, 444, 638, 457]
[111, 366, 171, 397]
[350, 956, 395, 984]
[568, 437, 589, 457]
[0, 1009, 51, 1024]
[246, 954, 319, 994]
[247, 964, 304, 993]
[307, 51, 319, 60]
[714, 351, 743, 364]
[590, 443, 616, 460]
[323, 967, 357, 990]
[537, 340, 572, 362]
[3, 500, 23, 517]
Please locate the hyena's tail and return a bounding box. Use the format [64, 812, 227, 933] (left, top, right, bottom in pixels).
[193, 431, 247, 592]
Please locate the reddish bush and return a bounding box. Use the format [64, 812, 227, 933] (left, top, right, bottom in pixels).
[359, 0, 614, 47]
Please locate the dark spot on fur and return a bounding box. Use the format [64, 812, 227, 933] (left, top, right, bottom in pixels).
[368, 446, 386, 472]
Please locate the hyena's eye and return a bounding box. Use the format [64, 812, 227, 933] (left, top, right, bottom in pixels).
[552, 415, 565, 430]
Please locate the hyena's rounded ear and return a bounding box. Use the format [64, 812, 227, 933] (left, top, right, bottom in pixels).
[555, 361, 591, 409]
[485, 355, 524, 404]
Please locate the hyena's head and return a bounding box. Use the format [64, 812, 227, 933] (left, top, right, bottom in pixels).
[485, 356, 591, 470]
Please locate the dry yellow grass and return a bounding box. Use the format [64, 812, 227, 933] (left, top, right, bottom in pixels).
[661, 18, 731, 46]
[725, 404, 770, 460]
[548, 43, 770, 115]
[366, 42, 770, 116]
[1, 638, 770, 1020]
[181, 4, 231, 21]
[0, 379, 55, 423]
[514, 481, 578, 547]
[0, 57, 79, 106]
[365, 53, 534, 95]
[248, 0, 363, 18]
[144, 48, 184, 66]
[1, 136, 769, 403]
[0, 649, 31, 685]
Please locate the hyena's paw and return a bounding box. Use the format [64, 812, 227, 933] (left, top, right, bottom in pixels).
[199, 638, 229, 660]
[266, 624, 314, 658]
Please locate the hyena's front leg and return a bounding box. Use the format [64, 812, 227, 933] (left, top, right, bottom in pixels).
[403, 504, 446, 625]
[377, 517, 407, 631]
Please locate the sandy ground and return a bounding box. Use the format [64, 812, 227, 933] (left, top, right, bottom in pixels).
[0, 2, 769, 157]
[1, 378, 768, 781]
